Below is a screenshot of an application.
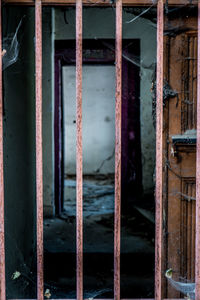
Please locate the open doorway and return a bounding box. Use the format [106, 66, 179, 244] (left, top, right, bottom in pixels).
[54, 39, 142, 215]
[41, 5, 157, 299]
[49, 33, 155, 297]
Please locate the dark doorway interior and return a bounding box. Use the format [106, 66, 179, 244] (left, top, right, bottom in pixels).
[54, 39, 142, 215]
[45, 39, 154, 298]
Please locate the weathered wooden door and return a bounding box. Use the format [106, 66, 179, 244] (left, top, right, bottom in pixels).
[164, 11, 197, 298]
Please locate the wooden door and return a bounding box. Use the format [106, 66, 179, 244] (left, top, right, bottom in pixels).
[164, 11, 197, 298]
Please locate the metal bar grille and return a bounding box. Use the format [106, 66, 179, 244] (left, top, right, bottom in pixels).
[76, 0, 83, 299]
[196, 2, 200, 300]
[114, 1, 122, 300]
[0, 1, 166, 300]
[0, 0, 6, 299]
[155, 1, 164, 300]
[35, 1, 44, 299]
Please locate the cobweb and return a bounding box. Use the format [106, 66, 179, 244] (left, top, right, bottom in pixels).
[2, 17, 24, 71]
[6, 227, 112, 299]
[165, 269, 195, 300]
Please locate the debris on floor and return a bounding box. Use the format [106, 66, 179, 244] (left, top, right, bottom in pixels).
[44, 176, 155, 298]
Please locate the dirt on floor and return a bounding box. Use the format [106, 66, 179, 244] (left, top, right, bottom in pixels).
[43, 176, 155, 298]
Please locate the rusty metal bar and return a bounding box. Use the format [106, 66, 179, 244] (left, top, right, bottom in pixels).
[76, 0, 83, 299]
[114, 0, 122, 300]
[35, 1, 43, 300]
[155, 1, 164, 300]
[0, 0, 6, 299]
[196, 2, 200, 300]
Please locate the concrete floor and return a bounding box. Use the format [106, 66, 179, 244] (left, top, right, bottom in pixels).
[44, 178, 154, 254]
[44, 177, 155, 298]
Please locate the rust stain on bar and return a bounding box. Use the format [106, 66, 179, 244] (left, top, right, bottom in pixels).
[114, 0, 122, 300]
[76, 0, 83, 299]
[155, 1, 164, 300]
[0, 0, 6, 299]
[196, 2, 200, 300]
[35, 0, 43, 299]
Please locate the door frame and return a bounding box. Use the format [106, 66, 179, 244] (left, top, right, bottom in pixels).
[54, 39, 141, 215]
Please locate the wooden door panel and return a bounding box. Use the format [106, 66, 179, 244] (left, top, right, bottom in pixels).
[181, 32, 197, 132]
[180, 178, 196, 281]
[164, 14, 197, 298]
[166, 148, 196, 297]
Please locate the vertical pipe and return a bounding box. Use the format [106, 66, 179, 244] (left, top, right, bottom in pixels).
[35, 1, 43, 300]
[196, 2, 200, 300]
[76, 0, 83, 299]
[155, 1, 164, 300]
[0, 1, 6, 300]
[114, 1, 122, 300]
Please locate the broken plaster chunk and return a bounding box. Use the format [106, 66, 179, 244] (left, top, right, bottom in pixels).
[11, 271, 21, 280]
[44, 289, 51, 299]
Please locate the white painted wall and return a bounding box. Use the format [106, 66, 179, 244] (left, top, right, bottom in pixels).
[54, 7, 156, 194]
[63, 65, 115, 174]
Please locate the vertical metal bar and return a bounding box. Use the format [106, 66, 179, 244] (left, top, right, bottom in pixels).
[196, 2, 200, 300]
[35, 1, 43, 300]
[114, 1, 122, 300]
[155, 1, 164, 300]
[0, 1, 6, 300]
[76, 0, 83, 299]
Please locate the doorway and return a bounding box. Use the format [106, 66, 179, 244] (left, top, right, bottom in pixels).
[54, 39, 142, 215]
[50, 38, 155, 298]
